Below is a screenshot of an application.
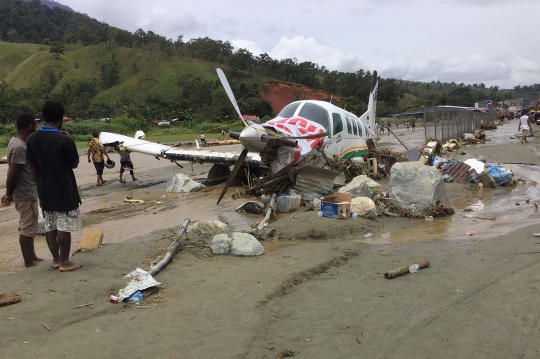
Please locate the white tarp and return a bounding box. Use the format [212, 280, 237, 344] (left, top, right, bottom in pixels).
[464, 159, 486, 175]
[264, 116, 327, 173]
[118, 268, 161, 301]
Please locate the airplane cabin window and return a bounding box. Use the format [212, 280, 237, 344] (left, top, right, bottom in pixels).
[332, 113, 343, 135]
[297, 103, 329, 132]
[278, 102, 301, 118]
[345, 116, 353, 134]
[357, 120, 364, 137]
[351, 117, 358, 136]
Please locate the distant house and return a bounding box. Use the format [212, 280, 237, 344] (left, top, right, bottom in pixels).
[474, 102, 494, 111]
[242, 115, 260, 123]
[152, 120, 170, 126]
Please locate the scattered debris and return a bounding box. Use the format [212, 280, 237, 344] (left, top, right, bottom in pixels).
[166, 174, 205, 193]
[262, 345, 275, 350]
[321, 193, 352, 219]
[258, 194, 277, 230]
[0, 293, 21, 307]
[41, 323, 50, 331]
[72, 303, 94, 309]
[124, 199, 144, 204]
[275, 350, 298, 359]
[0, 156, 7, 164]
[384, 260, 430, 279]
[117, 268, 161, 302]
[192, 220, 228, 235]
[75, 228, 103, 253]
[356, 331, 362, 344]
[235, 201, 265, 214]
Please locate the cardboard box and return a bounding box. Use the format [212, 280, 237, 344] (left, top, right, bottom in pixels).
[321, 192, 352, 219]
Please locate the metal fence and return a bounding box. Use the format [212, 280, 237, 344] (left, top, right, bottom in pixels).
[376, 107, 498, 153]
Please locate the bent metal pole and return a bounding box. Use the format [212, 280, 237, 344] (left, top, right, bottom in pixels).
[148, 218, 191, 276]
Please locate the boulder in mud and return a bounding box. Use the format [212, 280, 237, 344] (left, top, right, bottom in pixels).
[277, 195, 301, 213]
[339, 181, 372, 198]
[192, 220, 228, 235]
[389, 162, 454, 217]
[166, 174, 205, 193]
[210, 234, 232, 255]
[350, 197, 377, 219]
[230, 233, 265, 256]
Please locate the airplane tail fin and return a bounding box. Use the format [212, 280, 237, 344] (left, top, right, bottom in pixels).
[359, 70, 378, 137]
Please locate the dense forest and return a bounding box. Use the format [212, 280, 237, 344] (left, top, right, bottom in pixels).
[0, 0, 539, 127]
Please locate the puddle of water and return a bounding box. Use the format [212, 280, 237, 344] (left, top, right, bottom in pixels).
[358, 163, 540, 244]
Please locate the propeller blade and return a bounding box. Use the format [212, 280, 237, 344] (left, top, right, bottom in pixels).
[216, 148, 249, 205]
[216, 68, 247, 127]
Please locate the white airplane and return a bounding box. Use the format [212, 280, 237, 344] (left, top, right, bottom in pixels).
[100, 68, 378, 204]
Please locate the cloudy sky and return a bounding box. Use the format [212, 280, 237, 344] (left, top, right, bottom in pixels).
[61, 0, 539, 88]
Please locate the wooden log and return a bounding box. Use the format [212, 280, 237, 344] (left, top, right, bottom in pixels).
[384, 260, 430, 279]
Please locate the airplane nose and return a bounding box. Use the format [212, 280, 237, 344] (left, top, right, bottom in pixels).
[239, 126, 266, 152]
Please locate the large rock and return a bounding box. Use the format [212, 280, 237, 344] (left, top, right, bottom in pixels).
[339, 181, 372, 198]
[166, 174, 205, 193]
[230, 233, 265, 256]
[340, 175, 380, 192]
[192, 220, 228, 235]
[210, 234, 232, 255]
[350, 197, 377, 219]
[389, 162, 453, 217]
[276, 195, 301, 213]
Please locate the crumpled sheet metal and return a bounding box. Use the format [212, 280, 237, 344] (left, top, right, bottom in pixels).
[441, 162, 474, 183]
[293, 166, 339, 199]
[118, 268, 161, 301]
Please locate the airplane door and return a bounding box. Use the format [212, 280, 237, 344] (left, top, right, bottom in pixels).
[325, 112, 345, 158]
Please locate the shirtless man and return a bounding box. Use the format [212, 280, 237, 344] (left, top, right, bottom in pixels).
[26, 101, 82, 272]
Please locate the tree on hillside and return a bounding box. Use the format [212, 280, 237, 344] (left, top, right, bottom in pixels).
[49, 41, 65, 57]
[77, 24, 93, 45]
[100, 54, 120, 89]
[238, 97, 274, 118]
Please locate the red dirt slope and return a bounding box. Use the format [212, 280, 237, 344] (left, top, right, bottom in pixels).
[260, 82, 340, 115]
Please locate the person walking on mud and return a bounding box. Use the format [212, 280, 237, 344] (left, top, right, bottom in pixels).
[2, 113, 44, 268]
[412, 119, 416, 131]
[26, 101, 82, 272]
[519, 109, 531, 145]
[87, 130, 110, 186]
[200, 132, 206, 146]
[119, 152, 138, 183]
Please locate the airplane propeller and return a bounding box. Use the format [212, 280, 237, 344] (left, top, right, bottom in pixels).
[215, 68, 327, 204]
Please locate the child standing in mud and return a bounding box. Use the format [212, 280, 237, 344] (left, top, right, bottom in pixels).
[119, 152, 138, 183]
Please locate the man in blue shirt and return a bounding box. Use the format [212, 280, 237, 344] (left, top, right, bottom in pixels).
[26, 101, 82, 272]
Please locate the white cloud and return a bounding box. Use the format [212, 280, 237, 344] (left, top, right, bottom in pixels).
[230, 39, 263, 55]
[269, 36, 366, 72]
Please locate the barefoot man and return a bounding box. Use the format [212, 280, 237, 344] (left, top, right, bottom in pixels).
[26, 101, 82, 272]
[2, 113, 44, 267]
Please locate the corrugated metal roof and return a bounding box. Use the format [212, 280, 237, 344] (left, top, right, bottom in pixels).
[441, 162, 474, 182]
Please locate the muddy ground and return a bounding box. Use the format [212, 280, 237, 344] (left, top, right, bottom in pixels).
[1, 123, 540, 359]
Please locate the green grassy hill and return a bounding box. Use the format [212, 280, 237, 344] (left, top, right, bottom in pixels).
[1, 42, 223, 103]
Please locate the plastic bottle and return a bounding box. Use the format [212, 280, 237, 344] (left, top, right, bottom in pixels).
[363, 232, 372, 238]
[425, 216, 433, 221]
[409, 264, 420, 273]
[317, 211, 323, 217]
[351, 212, 359, 219]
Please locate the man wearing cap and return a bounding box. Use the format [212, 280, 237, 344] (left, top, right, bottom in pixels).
[87, 130, 110, 186]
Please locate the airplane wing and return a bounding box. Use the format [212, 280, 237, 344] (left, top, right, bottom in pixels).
[99, 132, 265, 167]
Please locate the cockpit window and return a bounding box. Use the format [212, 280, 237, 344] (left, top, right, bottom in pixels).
[332, 113, 343, 136]
[278, 102, 301, 118]
[297, 103, 330, 132]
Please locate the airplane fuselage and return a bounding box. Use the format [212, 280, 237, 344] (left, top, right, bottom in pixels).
[274, 100, 372, 162]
